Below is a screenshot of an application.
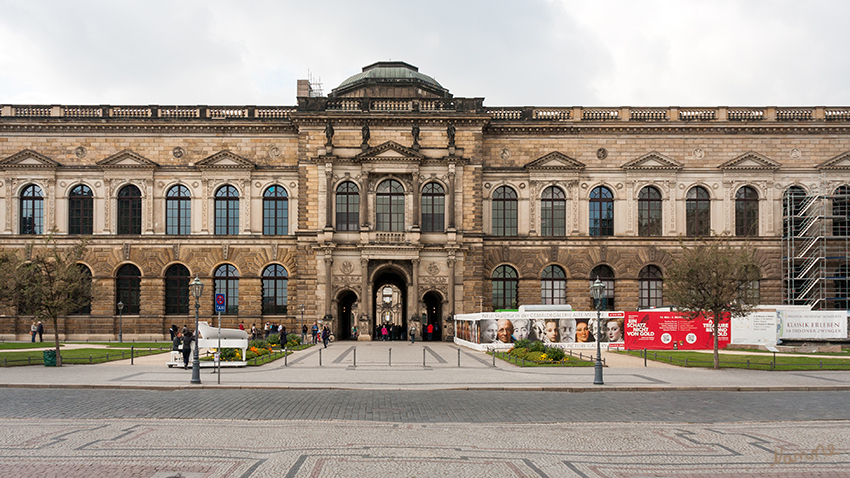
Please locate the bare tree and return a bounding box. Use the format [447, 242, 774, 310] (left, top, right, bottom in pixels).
[13, 237, 91, 366]
[664, 236, 761, 369]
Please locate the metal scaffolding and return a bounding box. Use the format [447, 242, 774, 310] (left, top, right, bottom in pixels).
[782, 188, 850, 310]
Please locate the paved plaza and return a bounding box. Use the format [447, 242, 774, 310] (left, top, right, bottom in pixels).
[1, 341, 849, 477]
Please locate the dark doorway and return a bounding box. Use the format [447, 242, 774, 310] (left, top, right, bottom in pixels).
[423, 291, 443, 341]
[372, 267, 408, 341]
[337, 290, 357, 340]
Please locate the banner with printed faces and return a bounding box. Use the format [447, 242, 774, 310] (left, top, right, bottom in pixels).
[777, 310, 848, 339]
[455, 311, 626, 347]
[624, 311, 730, 350]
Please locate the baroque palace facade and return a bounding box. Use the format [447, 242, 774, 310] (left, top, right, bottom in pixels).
[2, 61, 850, 341]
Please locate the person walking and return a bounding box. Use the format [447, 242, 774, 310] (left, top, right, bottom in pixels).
[264, 322, 271, 339]
[30, 321, 37, 343]
[427, 323, 434, 341]
[311, 323, 319, 344]
[381, 325, 388, 341]
[409, 324, 416, 344]
[351, 325, 358, 340]
[251, 324, 258, 340]
[302, 324, 308, 344]
[181, 329, 194, 369]
[321, 326, 330, 348]
[239, 321, 245, 331]
[36, 321, 44, 342]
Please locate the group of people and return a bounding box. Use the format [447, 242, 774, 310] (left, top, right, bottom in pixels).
[29, 321, 43, 342]
[477, 317, 625, 344]
[170, 325, 195, 369]
[310, 323, 330, 347]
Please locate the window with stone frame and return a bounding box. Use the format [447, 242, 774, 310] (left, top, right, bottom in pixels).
[262, 264, 289, 315]
[70, 264, 92, 315]
[589, 186, 613, 236]
[263, 185, 288, 235]
[116, 263, 141, 314]
[589, 265, 615, 310]
[686, 186, 710, 237]
[117, 185, 142, 235]
[335, 181, 360, 231]
[639, 265, 663, 309]
[20, 184, 43, 235]
[68, 184, 93, 235]
[833, 185, 850, 237]
[421, 182, 445, 232]
[214, 264, 239, 314]
[735, 186, 759, 237]
[492, 265, 519, 310]
[492, 186, 518, 236]
[165, 185, 191, 235]
[376, 179, 404, 232]
[164, 263, 190, 315]
[214, 185, 240, 235]
[638, 186, 662, 237]
[540, 264, 566, 305]
[541, 186, 566, 236]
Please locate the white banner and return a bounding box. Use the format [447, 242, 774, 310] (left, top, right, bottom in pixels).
[777, 310, 848, 339]
[731, 311, 777, 346]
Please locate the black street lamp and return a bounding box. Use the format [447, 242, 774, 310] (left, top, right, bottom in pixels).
[590, 278, 605, 385]
[190, 275, 204, 385]
[117, 301, 124, 343]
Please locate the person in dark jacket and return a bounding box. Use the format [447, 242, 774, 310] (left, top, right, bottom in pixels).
[181, 330, 194, 369]
[37, 321, 44, 342]
[321, 326, 330, 348]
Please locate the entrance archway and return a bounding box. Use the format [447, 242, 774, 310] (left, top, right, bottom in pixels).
[337, 290, 358, 340]
[372, 267, 408, 341]
[423, 291, 443, 341]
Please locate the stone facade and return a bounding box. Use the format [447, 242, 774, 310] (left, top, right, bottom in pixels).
[2, 62, 849, 340]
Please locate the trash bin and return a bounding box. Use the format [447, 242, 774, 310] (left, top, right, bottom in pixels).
[43, 350, 56, 367]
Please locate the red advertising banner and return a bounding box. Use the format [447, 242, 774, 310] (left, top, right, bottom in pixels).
[624, 311, 730, 350]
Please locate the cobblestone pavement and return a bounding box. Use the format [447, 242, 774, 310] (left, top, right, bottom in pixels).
[0, 417, 847, 477]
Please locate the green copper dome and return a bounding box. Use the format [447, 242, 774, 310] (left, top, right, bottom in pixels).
[331, 61, 451, 98]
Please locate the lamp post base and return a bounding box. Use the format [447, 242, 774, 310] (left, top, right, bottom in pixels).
[593, 361, 604, 385]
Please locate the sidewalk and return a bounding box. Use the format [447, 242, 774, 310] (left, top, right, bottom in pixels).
[2, 341, 849, 392]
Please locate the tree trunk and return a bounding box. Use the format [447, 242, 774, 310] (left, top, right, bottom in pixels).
[52, 316, 62, 367]
[712, 314, 719, 369]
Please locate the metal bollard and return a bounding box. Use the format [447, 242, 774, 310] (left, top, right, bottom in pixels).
[353, 347, 356, 367]
[284, 347, 288, 367]
[89, 355, 92, 364]
[492, 348, 496, 367]
[458, 348, 461, 367]
[319, 348, 322, 367]
[389, 348, 392, 366]
[423, 347, 426, 367]
[644, 348, 647, 367]
[131, 346, 134, 365]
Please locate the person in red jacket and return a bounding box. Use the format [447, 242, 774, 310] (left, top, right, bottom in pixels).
[427, 323, 434, 341]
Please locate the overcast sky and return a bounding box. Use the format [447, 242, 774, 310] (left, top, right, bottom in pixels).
[1, 0, 848, 107]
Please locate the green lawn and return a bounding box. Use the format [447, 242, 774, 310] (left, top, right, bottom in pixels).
[75, 342, 171, 349]
[617, 349, 850, 370]
[0, 343, 61, 350]
[0, 347, 170, 366]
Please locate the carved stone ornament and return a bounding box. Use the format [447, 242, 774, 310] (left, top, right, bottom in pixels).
[499, 148, 511, 160]
[269, 146, 281, 159]
[341, 261, 353, 274]
[597, 148, 608, 159]
[693, 148, 705, 159]
[427, 262, 440, 276]
[74, 146, 87, 159]
[790, 148, 802, 159]
[59, 181, 66, 188]
[172, 147, 185, 159]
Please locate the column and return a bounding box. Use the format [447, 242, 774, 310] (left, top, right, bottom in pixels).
[360, 257, 370, 331]
[447, 165, 456, 229]
[325, 162, 334, 230]
[324, 252, 333, 318]
[411, 258, 420, 322]
[447, 255, 456, 317]
[360, 174, 369, 229]
[412, 172, 420, 230]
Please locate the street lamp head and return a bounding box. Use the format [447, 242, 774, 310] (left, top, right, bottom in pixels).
[590, 278, 605, 301]
[117, 301, 124, 312]
[190, 275, 203, 299]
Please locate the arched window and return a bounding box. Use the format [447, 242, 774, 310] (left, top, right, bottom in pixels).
[782, 186, 806, 238]
[686, 186, 710, 237]
[639, 265, 663, 309]
[738, 265, 760, 305]
[262, 264, 289, 315]
[589, 186, 613, 236]
[833, 264, 848, 310]
[492, 186, 518, 236]
[638, 186, 662, 237]
[833, 186, 850, 237]
[116, 264, 141, 314]
[117, 185, 142, 235]
[164, 264, 190, 315]
[20, 184, 43, 235]
[215, 185, 239, 235]
[71, 264, 92, 315]
[214, 264, 239, 314]
[421, 182, 445, 233]
[735, 186, 759, 237]
[590, 265, 615, 310]
[263, 185, 288, 235]
[68, 184, 93, 235]
[541, 265, 566, 305]
[335, 181, 360, 231]
[376, 179, 404, 231]
[541, 186, 566, 236]
[492, 265, 518, 310]
[166, 185, 191, 235]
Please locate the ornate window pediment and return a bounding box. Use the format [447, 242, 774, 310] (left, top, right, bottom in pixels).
[524, 151, 585, 170]
[196, 150, 255, 170]
[355, 141, 424, 162]
[0, 149, 60, 169]
[817, 151, 850, 170]
[97, 149, 159, 169]
[621, 151, 682, 171]
[719, 151, 780, 170]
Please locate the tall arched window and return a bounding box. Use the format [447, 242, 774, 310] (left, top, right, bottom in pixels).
[421, 182, 445, 232]
[71, 264, 92, 315]
[68, 184, 93, 235]
[541, 265, 566, 305]
[590, 265, 615, 310]
[336, 181, 360, 231]
[541, 186, 566, 236]
[735, 186, 759, 237]
[639, 265, 663, 309]
[262, 264, 289, 315]
[376, 179, 404, 231]
[638, 186, 662, 237]
[686, 186, 710, 237]
[116, 264, 141, 314]
[117, 185, 142, 235]
[214, 264, 239, 314]
[215, 185, 239, 235]
[263, 185, 288, 235]
[164, 264, 190, 315]
[833, 186, 850, 237]
[833, 264, 848, 310]
[166, 185, 191, 235]
[782, 186, 806, 238]
[589, 186, 614, 236]
[20, 184, 43, 235]
[492, 186, 518, 236]
[492, 265, 518, 310]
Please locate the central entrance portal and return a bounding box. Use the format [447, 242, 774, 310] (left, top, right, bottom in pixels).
[372, 266, 408, 341]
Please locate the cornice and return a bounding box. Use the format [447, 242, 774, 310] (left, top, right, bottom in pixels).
[291, 116, 490, 129]
[0, 122, 297, 135]
[483, 124, 850, 136]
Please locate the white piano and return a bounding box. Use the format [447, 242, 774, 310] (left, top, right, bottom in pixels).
[167, 320, 249, 368]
